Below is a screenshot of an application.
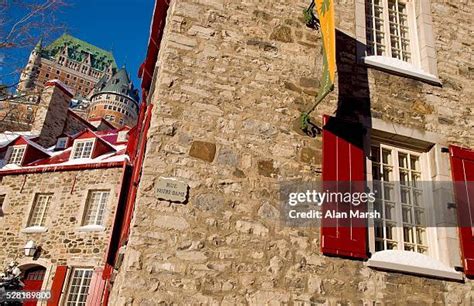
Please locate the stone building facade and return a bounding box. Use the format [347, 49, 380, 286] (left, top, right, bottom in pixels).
[109, 0, 474, 305]
[17, 34, 117, 98]
[0, 167, 124, 304]
[0, 122, 132, 305]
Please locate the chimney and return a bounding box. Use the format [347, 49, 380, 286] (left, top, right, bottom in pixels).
[32, 80, 73, 147]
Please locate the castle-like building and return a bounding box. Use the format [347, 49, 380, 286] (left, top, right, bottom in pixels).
[88, 68, 139, 127]
[15, 34, 139, 128]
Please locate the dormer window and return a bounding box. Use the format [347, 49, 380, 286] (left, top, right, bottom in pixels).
[117, 130, 128, 142]
[56, 137, 68, 150]
[71, 139, 94, 159]
[6, 146, 26, 165]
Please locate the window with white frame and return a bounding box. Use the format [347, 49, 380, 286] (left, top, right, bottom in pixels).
[27, 193, 53, 227]
[56, 137, 68, 149]
[369, 144, 429, 254]
[366, 0, 413, 62]
[359, 0, 439, 82]
[82, 190, 109, 226]
[65, 268, 93, 306]
[6, 146, 26, 165]
[71, 140, 94, 159]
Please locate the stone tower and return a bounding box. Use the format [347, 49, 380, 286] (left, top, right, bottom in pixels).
[87, 68, 139, 128]
[17, 39, 42, 93]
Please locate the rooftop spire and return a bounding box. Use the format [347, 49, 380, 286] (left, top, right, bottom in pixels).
[33, 37, 43, 52]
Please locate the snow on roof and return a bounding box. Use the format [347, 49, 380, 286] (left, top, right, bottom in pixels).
[0, 129, 129, 172]
[22, 136, 52, 156]
[0, 131, 38, 147]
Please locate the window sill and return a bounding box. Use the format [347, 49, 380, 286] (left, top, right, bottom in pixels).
[76, 225, 105, 232]
[366, 250, 463, 281]
[363, 56, 442, 86]
[22, 226, 48, 233]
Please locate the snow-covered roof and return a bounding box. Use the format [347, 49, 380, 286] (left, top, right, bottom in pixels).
[0, 128, 130, 173]
[0, 131, 38, 147]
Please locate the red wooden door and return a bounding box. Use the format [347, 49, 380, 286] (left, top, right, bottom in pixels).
[450, 145, 474, 277]
[22, 266, 46, 306]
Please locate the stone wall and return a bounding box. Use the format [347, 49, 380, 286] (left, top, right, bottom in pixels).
[32, 83, 72, 147]
[110, 0, 473, 304]
[0, 167, 123, 272]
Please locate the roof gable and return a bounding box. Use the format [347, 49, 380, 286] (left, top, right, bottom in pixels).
[72, 129, 116, 158]
[7, 136, 51, 166]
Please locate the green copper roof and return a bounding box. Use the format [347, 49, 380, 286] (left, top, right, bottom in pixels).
[41, 34, 117, 72]
[94, 68, 139, 103]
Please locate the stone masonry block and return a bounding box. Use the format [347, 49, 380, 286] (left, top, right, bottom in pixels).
[189, 141, 217, 162]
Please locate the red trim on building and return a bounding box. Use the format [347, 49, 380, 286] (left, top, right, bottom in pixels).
[45, 80, 74, 97]
[140, 0, 170, 95]
[100, 1, 170, 303]
[450, 145, 474, 278]
[86, 267, 107, 306]
[0, 161, 126, 176]
[47, 265, 68, 306]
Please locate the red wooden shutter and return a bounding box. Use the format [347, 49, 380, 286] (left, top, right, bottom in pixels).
[321, 115, 368, 259]
[449, 145, 474, 277]
[86, 267, 107, 306]
[47, 265, 68, 306]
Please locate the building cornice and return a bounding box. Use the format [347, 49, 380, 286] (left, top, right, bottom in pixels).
[0, 160, 127, 176]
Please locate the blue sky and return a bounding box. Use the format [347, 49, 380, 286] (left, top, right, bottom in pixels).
[4, 0, 154, 92]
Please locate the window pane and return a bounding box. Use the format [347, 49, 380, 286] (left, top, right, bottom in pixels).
[72, 141, 94, 159]
[28, 194, 53, 227]
[8, 147, 26, 165]
[83, 190, 110, 226]
[66, 268, 93, 306]
[371, 144, 428, 254]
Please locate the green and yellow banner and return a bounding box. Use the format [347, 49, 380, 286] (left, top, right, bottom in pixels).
[301, 0, 336, 130]
[315, 0, 336, 102]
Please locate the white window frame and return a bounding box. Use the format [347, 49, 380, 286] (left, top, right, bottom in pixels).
[65, 267, 93, 306]
[367, 142, 437, 256]
[56, 137, 68, 149]
[26, 193, 53, 228]
[355, 0, 440, 84]
[70, 139, 95, 160]
[81, 190, 110, 227]
[365, 0, 417, 62]
[6, 145, 27, 165]
[364, 120, 463, 280]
